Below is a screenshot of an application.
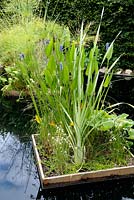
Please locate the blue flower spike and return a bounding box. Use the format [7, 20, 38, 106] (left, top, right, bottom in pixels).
[19, 53, 25, 60]
[60, 62, 63, 70]
[60, 45, 64, 52]
[106, 42, 110, 51]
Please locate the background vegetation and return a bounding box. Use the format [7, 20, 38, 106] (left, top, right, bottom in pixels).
[0, 0, 133, 69]
[40, 0, 134, 70]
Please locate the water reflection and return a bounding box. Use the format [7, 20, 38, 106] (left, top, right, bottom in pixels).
[41, 177, 134, 200]
[0, 98, 39, 200]
[0, 133, 39, 200]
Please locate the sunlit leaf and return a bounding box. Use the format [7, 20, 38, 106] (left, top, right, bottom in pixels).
[106, 43, 113, 61]
[63, 65, 69, 83]
[45, 39, 53, 57]
[103, 74, 112, 88]
[44, 69, 53, 86]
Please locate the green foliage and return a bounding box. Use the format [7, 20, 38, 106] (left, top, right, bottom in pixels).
[1, 0, 39, 24]
[0, 14, 70, 94]
[0, 19, 69, 65]
[0, 0, 134, 176]
[16, 12, 134, 174]
[0, 66, 25, 94]
[40, 0, 134, 69]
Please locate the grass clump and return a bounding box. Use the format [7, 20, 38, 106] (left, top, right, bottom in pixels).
[0, 0, 70, 94]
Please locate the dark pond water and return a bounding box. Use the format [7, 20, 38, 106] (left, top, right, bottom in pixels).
[102, 74, 134, 119]
[1, 75, 134, 200]
[0, 97, 40, 200]
[0, 133, 39, 200]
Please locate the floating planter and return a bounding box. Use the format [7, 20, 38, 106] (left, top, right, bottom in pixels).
[16, 11, 134, 191]
[32, 134, 134, 189]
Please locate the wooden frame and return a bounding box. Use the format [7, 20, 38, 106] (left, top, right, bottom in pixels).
[32, 134, 134, 189]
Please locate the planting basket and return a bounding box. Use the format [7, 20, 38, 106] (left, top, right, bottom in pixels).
[32, 134, 134, 189]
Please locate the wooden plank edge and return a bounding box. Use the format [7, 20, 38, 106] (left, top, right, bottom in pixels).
[32, 134, 134, 188]
[43, 165, 134, 185]
[43, 174, 134, 189]
[31, 134, 45, 188]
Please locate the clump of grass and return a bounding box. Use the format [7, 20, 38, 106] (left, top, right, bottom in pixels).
[0, 0, 70, 94]
[0, 0, 70, 66]
[0, 19, 70, 66]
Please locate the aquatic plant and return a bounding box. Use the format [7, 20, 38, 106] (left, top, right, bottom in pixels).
[16, 8, 134, 175]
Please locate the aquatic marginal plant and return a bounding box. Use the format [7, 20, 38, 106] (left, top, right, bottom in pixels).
[16, 8, 134, 174]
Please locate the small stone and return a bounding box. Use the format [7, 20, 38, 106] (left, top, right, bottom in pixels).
[116, 69, 123, 75]
[99, 67, 106, 73]
[124, 69, 132, 75]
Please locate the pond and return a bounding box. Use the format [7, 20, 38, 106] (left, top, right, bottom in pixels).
[1, 75, 134, 200]
[0, 97, 40, 200]
[0, 133, 39, 200]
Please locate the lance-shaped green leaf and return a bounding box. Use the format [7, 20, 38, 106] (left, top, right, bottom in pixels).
[103, 73, 112, 88]
[45, 39, 53, 57]
[106, 43, 113, 62]
[44, 69, 53, 86]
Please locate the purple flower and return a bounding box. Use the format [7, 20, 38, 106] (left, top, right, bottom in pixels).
[19, 53, 25, 60]
[60, 62, 63, 70]
[106, 42, 110, 51]
[60, 45, 63, 52]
